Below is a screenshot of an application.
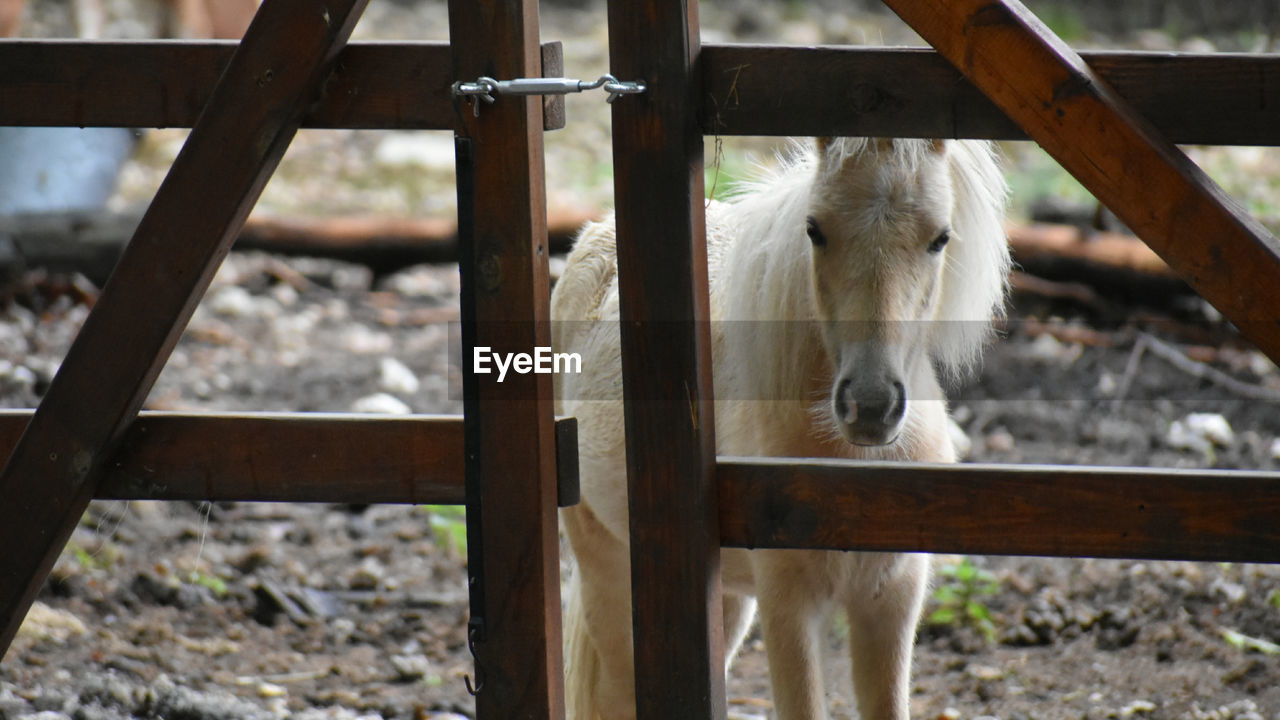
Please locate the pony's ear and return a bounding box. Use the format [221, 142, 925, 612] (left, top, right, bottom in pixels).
[816, 136, 834, 155]
[929, 138, 949, 154]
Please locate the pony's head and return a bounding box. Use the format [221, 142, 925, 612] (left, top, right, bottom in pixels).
[804, 137, 1008, 446]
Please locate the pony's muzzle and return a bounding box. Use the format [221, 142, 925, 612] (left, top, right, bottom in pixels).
[833, 376, 905, 445]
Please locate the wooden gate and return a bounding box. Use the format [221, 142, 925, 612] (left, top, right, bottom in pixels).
[2, 0, 1280, 719]
[0, 1, 569, 717]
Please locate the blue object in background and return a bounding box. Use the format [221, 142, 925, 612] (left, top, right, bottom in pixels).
[0, 127, 138, 214]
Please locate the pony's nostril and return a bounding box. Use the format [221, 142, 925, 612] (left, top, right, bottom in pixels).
[834, 378, 857, 425]
[887, 380, 906, 423]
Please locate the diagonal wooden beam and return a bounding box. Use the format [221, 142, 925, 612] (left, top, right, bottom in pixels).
[0, 0, 369, 657]
[881, 0, 1280, 364]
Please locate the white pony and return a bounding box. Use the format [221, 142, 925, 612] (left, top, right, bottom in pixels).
[553, 137, 1010, 720]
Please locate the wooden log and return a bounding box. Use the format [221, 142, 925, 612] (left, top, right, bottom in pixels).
[236, 208, 593, 272]
[1006, 223, 1192, 302]
[0, 0, 21, 37]
[1008, 223, 1175, 279]
[0, 0, 370, 657]
[881, 0, 1280, 366]
[608, 1, 726, 719]
[718, 458, 1280, 563]
[449, 0, 564, 717]
[0, 207, 598, 284]
[1, 209, 1207, 308]
[701, 45, 1280, 145]
[0, 40, 566, 131]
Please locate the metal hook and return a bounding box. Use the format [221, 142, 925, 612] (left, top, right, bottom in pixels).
[463, 620, 485, 696]
[453, 77, 498, 117]
[601, 75, 647, 103]
[451, 72, 646, 117]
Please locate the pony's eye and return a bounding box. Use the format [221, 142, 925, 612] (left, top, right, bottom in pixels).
[927, 229, 951, 254]
[806, 217, 827, 247]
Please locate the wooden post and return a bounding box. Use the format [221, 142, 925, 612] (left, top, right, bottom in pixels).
[607, 1, 726, 719]
[0, 0, 369, 656]
[882, 0, 1280, 364]
[449, 0, 565, 717]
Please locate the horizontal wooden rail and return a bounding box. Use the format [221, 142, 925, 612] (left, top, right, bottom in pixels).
[702, 46, 1280, 145]
[0, 411, 576, 505]
[0, 40, 565, 131]
[718, 457, 1280, 563]
[4, 42, 1277, 145]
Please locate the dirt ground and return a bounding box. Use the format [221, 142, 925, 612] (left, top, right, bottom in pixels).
[3, 251, 1280, 720]
[5, 1, 1280, 719]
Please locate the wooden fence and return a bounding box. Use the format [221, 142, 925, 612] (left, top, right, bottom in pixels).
[1, 0, 1279, 718]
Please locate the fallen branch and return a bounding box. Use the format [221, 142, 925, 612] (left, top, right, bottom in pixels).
[1113, 332, 1280, 405]
[1009, 270, 1107, 310]
[1017, 316, 1123, 349]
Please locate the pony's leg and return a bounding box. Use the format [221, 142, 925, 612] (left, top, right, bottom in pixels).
[845, 553, 930, 720]
[563, 502, 637, 720]
[721, 548, 758, 671]
[753, 551, 825, 720]
[722, 591, 757, 670]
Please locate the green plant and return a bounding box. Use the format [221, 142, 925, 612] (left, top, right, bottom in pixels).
[68, 542, 103, 570]
[67, 540, 121, 571]
[188, 570, 229, 597]
[1222, 628, 1280, 655]
[424, 504, 468, 556]
[928, 557, 1001, 642]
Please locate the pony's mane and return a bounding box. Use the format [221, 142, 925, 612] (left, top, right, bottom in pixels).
[932, 139, 1010, 378]
[815, 136, 943, 177]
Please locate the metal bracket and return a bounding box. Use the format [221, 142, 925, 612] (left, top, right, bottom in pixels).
[453, 74, 646, 117]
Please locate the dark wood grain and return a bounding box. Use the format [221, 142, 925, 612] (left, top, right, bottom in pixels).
[701, 46, 1280, 145]
[0, 412, 576, 505]
[449, 0, 564, 717]
[7, 38, 1276, 143]
[0, 0, 369, 657]
[0, 411, 462, 504]
[0, 39, 565, 130]
[607, 1, 726, 719]
[882, 0, 1280, 368]
[719, 458, 1280, 562]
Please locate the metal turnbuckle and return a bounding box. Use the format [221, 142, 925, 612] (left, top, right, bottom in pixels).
[452, 73, 646, 117]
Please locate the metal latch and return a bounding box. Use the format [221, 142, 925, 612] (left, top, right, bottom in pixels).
[453, 74, 646, 117]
